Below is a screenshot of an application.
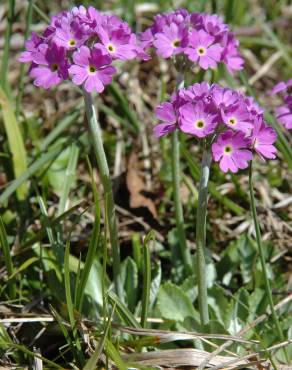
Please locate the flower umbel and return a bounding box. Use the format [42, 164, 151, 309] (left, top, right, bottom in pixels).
[19, 6, 145, 92]
[141, 9, 244, 73]
[155, 83, 277, 173]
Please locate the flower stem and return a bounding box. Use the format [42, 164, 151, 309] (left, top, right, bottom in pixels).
[83, 90, 123, 300]
[171, 72, 192, 275]
[196, 149, 211, 328]
[248, 162, 285, 344]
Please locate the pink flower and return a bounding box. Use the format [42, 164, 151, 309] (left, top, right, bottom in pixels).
[270, 79, 292, 95]
[221, 104, 253, 133]
[221, 34, 244, 74]
[211, 86, 239, 109]
[251, 118, 277, 159]
[18, 32, 43, 63]
[153, 23, 188, 58]
[154, 102, 177, 137]
[69, 46, 116, 93]
[29, 43, 69, 89]
[179, 102, 218, 138]
[212, 131, 252, 173]
[54, 22, 88, 50]
[97, 26, 138, 60]
[275, 101, 292, 130]
[184, 30, 222, 69]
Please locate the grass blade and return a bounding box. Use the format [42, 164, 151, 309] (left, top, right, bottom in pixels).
[0, 144, 64, 205]
[6, 256, 38, 282]
[261, 23, 292, 67]
[40, 110, 80, 151]
[105, 339, 127, 370]
[64, 241, 84, 365]
[141, 231, 153, 328]
[82, 303, 116, 370]
[50, 305, 80, 365]
[16, 0, 33, 117]
[0, 87, 28, 200]
[0, 215, 15, 298]
[58, 144, 79, 216]
[0, 0, 15, 93]
[1, 341, 62, 369]
[108, 82, 140, 133]
[76, 159, 101, 312]
[108, 291, 141, 329]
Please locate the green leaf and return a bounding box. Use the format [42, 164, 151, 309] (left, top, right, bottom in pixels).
[83, 304, 116, 370]
[120, 257, 138, 312]
[141, 231, 152, 328]
[58, 143, 79, 216]
[7, 257, 38, 281]
[0, 215, 15, 298]
[157, 282, 198, 322]
[0, 87, 28, 200]
[0, 144, 63, 205]
[105, 339, 127, 370]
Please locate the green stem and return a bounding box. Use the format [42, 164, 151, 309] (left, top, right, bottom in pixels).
[0, 0, 15, 92]
[171, 72, 192, 275]
[83, 90, 123, 300]
[196, 149, 211, 327]
[249, 162, 285, 344]
[16, 0, 33, 117]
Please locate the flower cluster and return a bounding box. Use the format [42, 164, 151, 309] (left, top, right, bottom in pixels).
[155, 83, 277, 173]
[270, 79, 292, 130]
[19, 6, 146, 92]
[141, 9, 243, 73]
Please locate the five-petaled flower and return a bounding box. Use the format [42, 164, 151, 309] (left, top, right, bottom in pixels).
[69, 46, 116, 93]
[185, 30, 222, 69]
[212, 131, 253, 173]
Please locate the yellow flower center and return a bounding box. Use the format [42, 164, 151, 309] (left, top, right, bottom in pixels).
[88, 65, 97, 74]
[107, 44, 115, 52]
[172, 39, 180, 48]
[195, 120, 205, 129]
[69, 39, 76, 46]
[224, 145, 233, 154]
[51, 63, 58, 71]
[228, 117, 237, 125]
[197, 46, 206, 56]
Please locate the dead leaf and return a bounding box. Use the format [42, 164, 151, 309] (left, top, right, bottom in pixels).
[126, 152, 157, 218]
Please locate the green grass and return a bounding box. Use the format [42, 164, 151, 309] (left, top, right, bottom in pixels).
[0, 0, 291, 367]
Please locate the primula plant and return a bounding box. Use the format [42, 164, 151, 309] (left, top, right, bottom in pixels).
[0, 1, 291, 368]
[19, 5, 148, 299]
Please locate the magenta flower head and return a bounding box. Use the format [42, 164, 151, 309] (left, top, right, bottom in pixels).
[141, 9, 243, 73]
[270, 79, 292, 130]
[155, 83, 277, 173]
[19, 7, 145, 92]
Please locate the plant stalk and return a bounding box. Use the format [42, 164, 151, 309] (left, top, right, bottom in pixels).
[248, 162, 285, 344]
[196, 149, 211, 327]
[16, 0, 33, 117]
[171, 72, 192, 275]
[83, 90, 123, 300]
[0, 0, 15, 92]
